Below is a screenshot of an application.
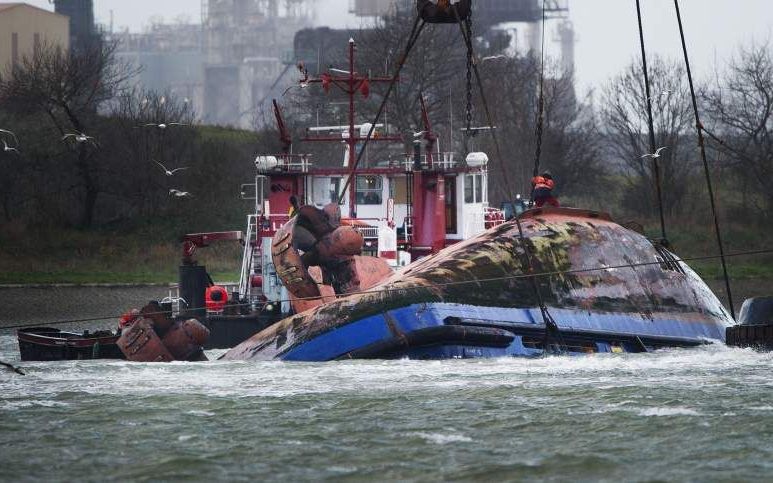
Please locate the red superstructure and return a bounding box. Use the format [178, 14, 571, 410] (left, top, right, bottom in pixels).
[232, 38, 504, 315]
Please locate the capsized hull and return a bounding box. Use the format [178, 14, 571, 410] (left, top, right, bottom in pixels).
[223, 208, 733, 361]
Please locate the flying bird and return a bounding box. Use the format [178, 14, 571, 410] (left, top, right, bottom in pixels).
[480, 54, 507, 62]
[649, 89, 672, 101]
[62, 132, 97, 147]
[0, 128, 19, 146]
[155, 161, 189, 176]
[141, 122, 188, 129]
[412, 130, 427, 138]
[169, 189, 192, 198]
[641, 147, 668, 159]
[2, 139, 19, 154]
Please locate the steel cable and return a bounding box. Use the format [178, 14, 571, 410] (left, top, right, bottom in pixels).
[3, 247, 770, 332]
[673, 0, 735, 318]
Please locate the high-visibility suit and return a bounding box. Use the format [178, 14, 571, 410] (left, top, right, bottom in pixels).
[531, 175, 560, 208]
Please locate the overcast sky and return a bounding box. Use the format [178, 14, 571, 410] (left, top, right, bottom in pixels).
[27, 0, 772, 94]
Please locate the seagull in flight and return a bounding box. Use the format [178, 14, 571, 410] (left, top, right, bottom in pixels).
[155, 161, 189, 176]
[641, 147, 668, 159]
[62, 132, 97, 147]
[648, 89, 672, 101]
[282, 83, 309, 96]
[480, 54, 507, 62]
[141, 122, 188, 129]
[2, 139, 19, 154]
[412, 130, 427, 138]
[0, 128, 19, 146]
[169, 189, 192, 198]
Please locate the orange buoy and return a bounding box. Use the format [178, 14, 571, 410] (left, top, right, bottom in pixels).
[205, 285, 229, 312]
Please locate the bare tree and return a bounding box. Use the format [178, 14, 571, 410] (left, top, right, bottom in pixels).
[601, 56, 695, 216]
[474, 56, 603, 204]
[0, 38, 136, 226]
[703, 42, 773, 219]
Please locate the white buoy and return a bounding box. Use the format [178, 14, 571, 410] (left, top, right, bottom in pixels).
[465, 152, 489, 167]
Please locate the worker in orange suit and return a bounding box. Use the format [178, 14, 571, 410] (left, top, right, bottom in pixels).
[531, 171, 560, 208]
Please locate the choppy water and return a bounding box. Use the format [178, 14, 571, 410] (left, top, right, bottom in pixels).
[1, 336, 772, 482]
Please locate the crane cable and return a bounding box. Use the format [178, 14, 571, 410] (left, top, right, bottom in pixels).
[453, 2, 562, 353]
[635, 0, 668, 246]
[531, 0, 547, 186]
[2, 247, 770, 333]
[451, 6, 516, 202]
[673, 0, 735, 318]
[336, 13, 426, 205]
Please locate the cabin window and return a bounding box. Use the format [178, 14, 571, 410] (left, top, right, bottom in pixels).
[389, 177, 408, 203]
[464, 174, 483, 203]
[356, 175, 382, 205]
[329, 177, 341, 203]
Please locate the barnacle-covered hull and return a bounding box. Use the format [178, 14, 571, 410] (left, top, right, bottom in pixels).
[223, 208, 733, 361]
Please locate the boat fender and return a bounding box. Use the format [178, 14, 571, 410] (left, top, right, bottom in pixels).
[738, 297, 773, 325]
[161, 319, 210, 361]
[117, 319, 174, 362]
[119, 309, 141, 329]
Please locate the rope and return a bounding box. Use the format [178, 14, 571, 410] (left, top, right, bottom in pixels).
[452, 6, 516, 202]
[635, 0, 668, 245]
[1, 360, 25, 375]
[4, 247, 769, 332]
[673, 0, 735, 318]
[511, 214, 567, 354]
[464, 11, 473, 151]
[336, 14, 426, 205]
[531, 0, 547, 186]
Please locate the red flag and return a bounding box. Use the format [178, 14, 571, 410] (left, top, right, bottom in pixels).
[360, 78, 370, 98]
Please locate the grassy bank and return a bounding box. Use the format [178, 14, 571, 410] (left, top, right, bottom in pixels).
[0, 223, 242, 285]
[0, 217, 770, 285]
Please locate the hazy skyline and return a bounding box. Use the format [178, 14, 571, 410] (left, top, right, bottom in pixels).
[25, 0, 773, 94]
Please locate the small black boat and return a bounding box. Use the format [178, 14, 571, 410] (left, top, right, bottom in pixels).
[17, 327, 125, 361]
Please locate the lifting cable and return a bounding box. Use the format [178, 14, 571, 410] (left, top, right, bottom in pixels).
[635, 0, 668, 246]
[3, 247, 769, 333]
[336, 13, 426, 205]
[1, 360, 25, 375]
[452, 5, 517, 202]
[512, 215, 567, 354]
[673, 0, 735, 318]
[455, 1, 564, 354]
[531, 0, 547, 187]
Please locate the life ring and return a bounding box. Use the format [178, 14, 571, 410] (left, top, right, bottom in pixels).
[205, 285, 228, 312]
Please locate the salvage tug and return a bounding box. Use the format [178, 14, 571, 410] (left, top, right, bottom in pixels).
[165, 37, 735, 362]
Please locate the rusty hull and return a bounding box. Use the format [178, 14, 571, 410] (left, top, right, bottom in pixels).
[224, 207, 732, 361]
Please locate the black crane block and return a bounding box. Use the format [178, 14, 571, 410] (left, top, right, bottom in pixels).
[417, 0, 471, 24]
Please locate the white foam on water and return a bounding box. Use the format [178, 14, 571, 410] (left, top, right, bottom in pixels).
[186, 410, 215, 417]
[2, 335, 773, 403]
[408, 432, 473, 444]
[637, 407, 703, 417]
[0, 399, 70, 410]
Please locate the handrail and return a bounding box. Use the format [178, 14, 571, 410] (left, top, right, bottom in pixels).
[238, 214, 258, 298]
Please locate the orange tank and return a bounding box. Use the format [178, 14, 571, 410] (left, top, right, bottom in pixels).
[117, 319, 174, 362]
[161, 319, 210, 361]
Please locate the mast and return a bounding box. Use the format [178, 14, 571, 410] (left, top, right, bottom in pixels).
[302, 38, 400, 218]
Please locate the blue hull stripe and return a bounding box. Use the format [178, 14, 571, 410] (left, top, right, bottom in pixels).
[282, 303, 728, 361]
